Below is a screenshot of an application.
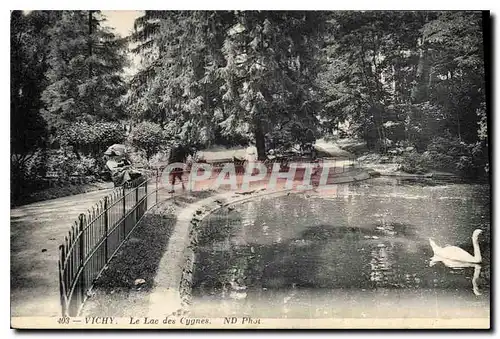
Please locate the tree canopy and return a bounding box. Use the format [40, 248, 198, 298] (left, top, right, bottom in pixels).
[42, 11, 128, 132]
[11, 10, 490, 195]
[129, 10, 328, 159]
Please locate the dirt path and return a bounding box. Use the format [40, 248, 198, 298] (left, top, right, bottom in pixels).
[10, 187, 118, 317]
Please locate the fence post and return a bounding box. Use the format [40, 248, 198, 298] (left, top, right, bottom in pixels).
[58, 245, 67, 316]
[135, 184, 139, 223]
[156, 168, 159, 204]
[103, 196, 109, 261]
[122, 185, 126, 239]
[78, 214, 86, 307]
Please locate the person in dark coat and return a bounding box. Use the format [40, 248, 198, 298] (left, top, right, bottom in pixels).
[168, 138, 189, 193]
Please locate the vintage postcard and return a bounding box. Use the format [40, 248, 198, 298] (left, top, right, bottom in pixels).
[10, 10, 491, 329]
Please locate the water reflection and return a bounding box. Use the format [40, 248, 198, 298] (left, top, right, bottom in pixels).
[369, 244, 394, 284]
[191, 178, 490, 317]
[430, 257, 483, 296]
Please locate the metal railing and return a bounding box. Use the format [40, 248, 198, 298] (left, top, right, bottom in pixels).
[58, 170, 161, 316]
[192, 157, 359, 177]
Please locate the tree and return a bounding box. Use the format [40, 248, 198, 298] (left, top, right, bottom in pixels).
[129, 11, 235, 146]
[219, 11, 326, 159]
[421, 11, 486, 144]
[129, 11, 327, 159]
[319, 11, 487, 154]
[11, 10, 56, 202]
[42, 11, 128, 133]
[319, 11, 434, 151]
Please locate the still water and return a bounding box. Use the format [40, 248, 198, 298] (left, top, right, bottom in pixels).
[190, 177, 490, 318]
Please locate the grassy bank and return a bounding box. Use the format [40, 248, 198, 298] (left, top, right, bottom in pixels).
[81, 191, 215, 316]
[81, 204, 176, 316]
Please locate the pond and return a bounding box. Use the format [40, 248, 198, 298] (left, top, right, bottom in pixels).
[190, 177, 490, 319]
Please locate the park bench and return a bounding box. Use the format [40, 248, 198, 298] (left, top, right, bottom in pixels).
[44, 171, 60, 188]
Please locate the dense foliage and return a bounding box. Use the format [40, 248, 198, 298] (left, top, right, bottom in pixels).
[59, 121, 126, 156]
[128, 121, 167, 160]
[11, 11, 54, 203]
[11, 10, 490, 204]
[11, 10, 129, 204]
[129, 11, 327, 159]
[42, 11, 128, 131]
[319, 11, 488, 177]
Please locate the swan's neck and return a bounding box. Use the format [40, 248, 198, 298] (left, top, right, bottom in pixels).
[472, 235, 482, 262]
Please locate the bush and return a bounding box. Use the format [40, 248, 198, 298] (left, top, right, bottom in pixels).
[398, 135, 489, 179]
[11, 147, 106, 206]
[398, 151, 431, 174]
[426, 136, 472, 174]
[11, 150, 48, 204]
[23, 150, 48, 182]
[128, 121, 167, 161]
[266, 121, 316, 154]
[46, 149, 101, 178]
[59, 121, 126, 155]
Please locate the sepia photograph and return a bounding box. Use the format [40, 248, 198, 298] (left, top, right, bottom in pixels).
[9, 9, 491, 329]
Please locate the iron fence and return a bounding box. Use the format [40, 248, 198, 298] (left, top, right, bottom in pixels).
[58, 170, 160, 316]
[189, 157, 359, 177]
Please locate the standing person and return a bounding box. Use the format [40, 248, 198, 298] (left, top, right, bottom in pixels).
[168, 137, 189, 193]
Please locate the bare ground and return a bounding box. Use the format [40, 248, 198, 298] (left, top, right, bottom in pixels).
[10, 188, 115, 316]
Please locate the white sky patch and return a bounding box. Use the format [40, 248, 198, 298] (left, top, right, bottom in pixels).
[101, 10, 144, 77]
[101, 10, 143, 38]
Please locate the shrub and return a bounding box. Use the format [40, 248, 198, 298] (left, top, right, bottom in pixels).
[23, 150, 48, 182]
[128, 121, 167, 161]
[398, 135, 489, 179]
[11, 147, 105, 205]
[266, 121, 316, 154]
[46, 149, 101, 178]
[426, 136, 471, 174]
[59, 121, 126, 155]
[398, 151, 431, 174]
[11, 149, 48, 203]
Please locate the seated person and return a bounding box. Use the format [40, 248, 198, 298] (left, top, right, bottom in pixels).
[104, 146, 143, 187]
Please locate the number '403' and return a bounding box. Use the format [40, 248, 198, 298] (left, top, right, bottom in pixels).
[57, 317, 70, 324]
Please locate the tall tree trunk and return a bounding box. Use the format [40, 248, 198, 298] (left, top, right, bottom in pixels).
[88, 10, 94, 116]
[411, 43, 428, 103]
[88, 11, 93, 77]
[253, 118, 266, 161]
[391, 64, 397, 103]
[411, 14, 431, 104]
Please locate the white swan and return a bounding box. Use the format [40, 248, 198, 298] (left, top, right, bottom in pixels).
[429, 229, 483, 264]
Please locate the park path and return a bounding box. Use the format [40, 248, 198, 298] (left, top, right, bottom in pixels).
[10, 186, 118, 317]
